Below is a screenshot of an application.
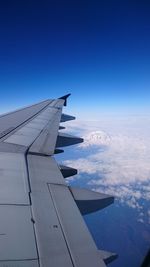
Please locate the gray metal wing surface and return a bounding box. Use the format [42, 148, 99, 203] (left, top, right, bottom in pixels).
[0, 95, 117, 267]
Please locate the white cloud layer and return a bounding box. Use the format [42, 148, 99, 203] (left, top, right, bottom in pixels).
[63, 116, 150, 223]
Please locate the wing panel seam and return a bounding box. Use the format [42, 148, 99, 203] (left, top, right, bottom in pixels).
[48, 184, 76, 267]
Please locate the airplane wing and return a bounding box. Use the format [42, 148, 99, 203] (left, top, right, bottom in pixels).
[0, 94, 117, 267]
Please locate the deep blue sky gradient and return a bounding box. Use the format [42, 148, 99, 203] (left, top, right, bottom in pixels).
[0, 0, 150, 118]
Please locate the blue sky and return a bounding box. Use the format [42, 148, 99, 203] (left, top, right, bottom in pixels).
[0, 0, 150, 118]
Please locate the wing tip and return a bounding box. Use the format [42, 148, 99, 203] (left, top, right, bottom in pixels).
[58, 93, 71, 106]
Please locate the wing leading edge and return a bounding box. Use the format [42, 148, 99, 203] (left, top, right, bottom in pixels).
[0, 94, 117, 267]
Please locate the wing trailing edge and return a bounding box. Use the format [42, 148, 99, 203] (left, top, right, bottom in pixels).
[59, 126, 66, 130]
[69, 187, 114, 215]
[59, 165, 78, 178]
[56, 133, 83, 147]
[61, 113, 76, 122]
[99, 250, 118, 264]
[54, 148, 64, 154]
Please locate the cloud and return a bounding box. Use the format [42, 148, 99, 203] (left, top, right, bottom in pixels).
[138, 218, 144, 223]
[78, 130, 111, 148]
[63, 117, 150, 223]
[64, 132, 150, 185]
